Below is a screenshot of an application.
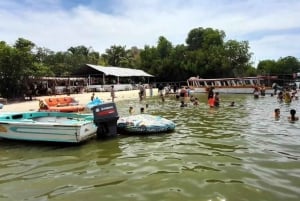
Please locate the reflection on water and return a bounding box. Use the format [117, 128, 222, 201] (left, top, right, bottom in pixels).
[0, 94, 299, 201]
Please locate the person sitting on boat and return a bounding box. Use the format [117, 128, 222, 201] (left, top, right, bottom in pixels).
[288, 109, 299, 122]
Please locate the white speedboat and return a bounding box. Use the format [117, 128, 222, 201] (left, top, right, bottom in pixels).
[0, 111, 97, 143]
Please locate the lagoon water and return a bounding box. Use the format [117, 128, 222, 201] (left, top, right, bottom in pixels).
[0, 94, 299, 201]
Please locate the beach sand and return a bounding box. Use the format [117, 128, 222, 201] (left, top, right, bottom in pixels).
[1, 89, 158, 112]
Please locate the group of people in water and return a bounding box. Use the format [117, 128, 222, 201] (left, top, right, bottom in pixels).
[271, 86, 299, 122]
[103, 83, 299, 123]
[176, 86, 221, 108]
[173, 84, 299, 122]
[274, 108, 299, 122]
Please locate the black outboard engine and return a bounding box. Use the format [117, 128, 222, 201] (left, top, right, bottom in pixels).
[92, 102, 119, 138]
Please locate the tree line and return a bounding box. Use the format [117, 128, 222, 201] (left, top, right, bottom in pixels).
[1, 27, 300, 99]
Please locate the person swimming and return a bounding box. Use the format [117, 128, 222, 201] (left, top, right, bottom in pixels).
[274, 108, 280, 119]
[288, 109, 299, 122]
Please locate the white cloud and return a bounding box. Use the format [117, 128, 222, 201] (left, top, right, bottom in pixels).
[0, 0, 299, 65]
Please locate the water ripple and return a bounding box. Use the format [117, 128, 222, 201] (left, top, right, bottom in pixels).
[0, 94, 300, 200]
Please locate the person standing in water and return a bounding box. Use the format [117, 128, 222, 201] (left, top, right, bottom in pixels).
[214, 92, 220, 107]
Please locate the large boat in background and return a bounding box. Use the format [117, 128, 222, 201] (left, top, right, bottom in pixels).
[187, 76, 277, 94]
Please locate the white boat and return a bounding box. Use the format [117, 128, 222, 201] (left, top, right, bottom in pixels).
[0, 112, 97, 143]
[187, 76, 276, 94]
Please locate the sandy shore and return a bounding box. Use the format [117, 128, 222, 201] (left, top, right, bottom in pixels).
[1, 89, 158, 112]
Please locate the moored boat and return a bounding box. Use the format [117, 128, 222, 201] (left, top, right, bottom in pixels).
[187, 76, 276, 94]
[117, 114, 175, 134]
[0, 111, 97, 143]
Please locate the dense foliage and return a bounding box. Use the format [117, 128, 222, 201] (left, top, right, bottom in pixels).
[1, 27, 300, 98]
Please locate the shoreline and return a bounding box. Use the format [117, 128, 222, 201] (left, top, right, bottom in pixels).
[1, 89, 158, 112]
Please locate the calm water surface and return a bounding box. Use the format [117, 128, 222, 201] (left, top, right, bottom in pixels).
[0, 94, 299, 201]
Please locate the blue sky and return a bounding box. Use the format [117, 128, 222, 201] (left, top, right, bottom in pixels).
[0, 0, 299, 66]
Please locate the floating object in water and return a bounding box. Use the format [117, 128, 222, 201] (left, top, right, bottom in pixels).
[117, 114, 175, 134]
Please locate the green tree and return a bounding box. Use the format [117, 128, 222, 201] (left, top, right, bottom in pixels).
[276, 56, 300, 74]
[257, 59, 277, 75]
[186, 27, 225, 51]
[0, 38, 36, 98]
[223, 40, 252, 77]
[101, 45, 127, 67]
[257, 56, 300, 75]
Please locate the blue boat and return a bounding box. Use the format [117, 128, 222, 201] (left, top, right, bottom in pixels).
[0, 112, 97, 143]
[117, 114, 175, 134]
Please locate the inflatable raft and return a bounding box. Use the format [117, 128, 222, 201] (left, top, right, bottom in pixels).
[117, 114, 175, 134]
[39, 96, 85, 112]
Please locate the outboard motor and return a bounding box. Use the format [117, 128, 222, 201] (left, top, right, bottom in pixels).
[92, 102, 119, 138]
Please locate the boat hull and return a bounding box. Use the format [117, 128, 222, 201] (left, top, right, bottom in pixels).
[191, 87, 273, 94]
[187, 76, 276, 94]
